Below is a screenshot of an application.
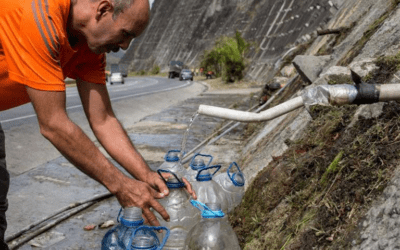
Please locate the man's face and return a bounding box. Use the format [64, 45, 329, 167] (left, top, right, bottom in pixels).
[87, 0, 150, 54]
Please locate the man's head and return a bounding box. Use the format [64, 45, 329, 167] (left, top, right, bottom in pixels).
[70, 0, 150, 54]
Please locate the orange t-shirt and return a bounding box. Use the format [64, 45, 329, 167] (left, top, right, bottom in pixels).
[0, 0, 106, 111]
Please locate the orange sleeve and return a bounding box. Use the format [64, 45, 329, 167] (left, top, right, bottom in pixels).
[0, 0, 67, 91]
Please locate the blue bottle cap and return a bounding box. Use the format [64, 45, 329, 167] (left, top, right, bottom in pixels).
[164, 150, 181, 162]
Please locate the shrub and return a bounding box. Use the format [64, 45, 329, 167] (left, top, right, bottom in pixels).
[200, 31, 250, 82]
[151, 65, 160, 75]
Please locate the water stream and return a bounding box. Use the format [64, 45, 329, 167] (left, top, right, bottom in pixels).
[179, 111, 199, 165]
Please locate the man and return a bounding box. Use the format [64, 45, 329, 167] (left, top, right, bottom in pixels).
[0, 0, 194, 248]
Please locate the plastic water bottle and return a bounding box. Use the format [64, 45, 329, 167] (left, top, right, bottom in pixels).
[102, 207, 169, 250]
[184, 201, 241, 250]
[130, 225, 170, 250]
[156, 170, 200, 250]
[191, 165, 229, 213]
[184, 153, 213, 182]
[213, 162, 245, 213]
[157, 150, 187, 179]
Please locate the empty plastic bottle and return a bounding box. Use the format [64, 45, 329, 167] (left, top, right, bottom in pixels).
[184, 201, 241, 250]
[102, 206, 169, 250]
[157, 150, 187, 179]
[191, 165, 229, 214]
[213, 162, 245, 213]
[156, 169, 200, 250]
[184, 153, 213, 182]
[130, 225, 170, 250]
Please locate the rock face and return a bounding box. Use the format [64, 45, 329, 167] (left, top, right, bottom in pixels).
[292, 55, 332, 83]
[121, 0, 334, 81]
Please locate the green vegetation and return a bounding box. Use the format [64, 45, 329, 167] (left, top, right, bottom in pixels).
[320, 151, 344, 186]
[375, 50, 400, 73]
[231, 54, 400, 248]
[231, 100, 400, 249]
[200, 31, 250, 83]
[151, 64, 161, 75]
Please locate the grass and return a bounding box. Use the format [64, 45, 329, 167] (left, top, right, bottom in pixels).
[231, 100, 400, 249]
[320, 151, 344, 186]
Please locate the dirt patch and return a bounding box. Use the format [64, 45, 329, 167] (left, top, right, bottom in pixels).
[198, 76, 262, 91]
[230, 101, 400, 249]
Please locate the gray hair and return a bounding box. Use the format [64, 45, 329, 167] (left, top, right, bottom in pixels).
[112, 0, 134, 20]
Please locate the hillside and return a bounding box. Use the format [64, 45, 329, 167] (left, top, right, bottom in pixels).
[123, 0, 400, 249]
[121, 0, 336, 82]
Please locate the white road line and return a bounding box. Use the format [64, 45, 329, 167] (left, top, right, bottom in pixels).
[0, 80, 191, 124]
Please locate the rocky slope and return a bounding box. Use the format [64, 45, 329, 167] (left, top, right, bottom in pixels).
[125, 0, 400, 249]
[121, 0, 337, 82]
[212, 0, 400, 249]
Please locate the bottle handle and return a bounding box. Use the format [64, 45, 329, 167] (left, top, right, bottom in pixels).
[128, 225, 170, 250]
[227, 162, 245, 187]
[195, 164, 221, 181]
[190, 153, 213, 170]
[117, 207, 123, 223]
[190, 200, 225, 218]
[157, 169, 185, 186]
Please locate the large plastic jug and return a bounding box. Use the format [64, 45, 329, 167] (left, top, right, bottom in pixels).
[102, 207, 169, 250]
[156, 170, 201, 250]
[184, 153, 213, 182]
[184, 201, 241, 250]
[130, 225, 170, 250]
[191, 165, 229, 214]
[213, 162, 245, 213]
[157, 150, 187, 179]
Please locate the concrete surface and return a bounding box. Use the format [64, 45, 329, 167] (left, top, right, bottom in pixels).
[5, 80, 258, 249]
[4, 79, 206, 176]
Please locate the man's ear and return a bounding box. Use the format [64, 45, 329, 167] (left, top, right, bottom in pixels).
[96, 0, 113, 21]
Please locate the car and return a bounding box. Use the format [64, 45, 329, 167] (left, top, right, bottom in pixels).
[179, 69, 193, 81]
[109, 72, 124, 85]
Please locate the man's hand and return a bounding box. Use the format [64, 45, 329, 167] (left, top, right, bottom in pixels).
[182, 176, 197, 199]
[114, 176, 170, 226]
[144, 171, 197, 199]
[25, 85, 171, 226]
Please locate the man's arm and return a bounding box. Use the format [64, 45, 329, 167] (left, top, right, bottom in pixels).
[25, 85, 170, 225]
[76, 80, 196, 198]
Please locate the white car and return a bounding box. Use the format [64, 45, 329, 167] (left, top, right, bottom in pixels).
[109, 72, 124, 85]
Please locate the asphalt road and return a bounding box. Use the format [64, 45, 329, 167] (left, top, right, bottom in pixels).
[1, 76, 205, 176]
[0, 76, 193, 130]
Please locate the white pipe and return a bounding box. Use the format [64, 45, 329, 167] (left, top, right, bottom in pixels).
[198, 96, 304, 122]
[379, 84, 400, 101]
[198, 84, 400, 122]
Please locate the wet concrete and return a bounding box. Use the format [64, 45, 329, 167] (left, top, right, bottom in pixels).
[7, 86, 258, 249]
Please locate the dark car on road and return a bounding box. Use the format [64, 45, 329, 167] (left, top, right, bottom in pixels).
[179, 69, 194, 81]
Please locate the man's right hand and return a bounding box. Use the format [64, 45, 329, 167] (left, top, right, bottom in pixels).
[114, 176, 170, 226]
